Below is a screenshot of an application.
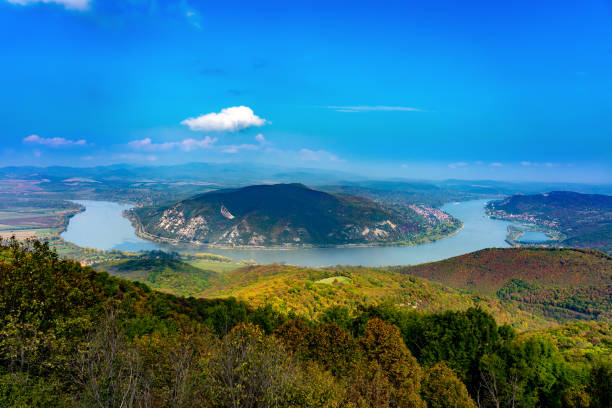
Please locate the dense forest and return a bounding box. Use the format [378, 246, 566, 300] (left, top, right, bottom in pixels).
[97, 247, 612, 329]
[1, 239, 610, 407]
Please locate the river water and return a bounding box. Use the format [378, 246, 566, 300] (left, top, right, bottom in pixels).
[62, 199, 516, 266]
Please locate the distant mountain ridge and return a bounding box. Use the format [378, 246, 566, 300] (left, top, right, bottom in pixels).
[487, 191, 612, 253]
[128, 183, 458, 246]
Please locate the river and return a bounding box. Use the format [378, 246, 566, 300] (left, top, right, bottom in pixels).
[62, 199, 516, 266]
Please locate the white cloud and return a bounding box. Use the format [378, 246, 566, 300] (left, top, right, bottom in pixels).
[255, 133, 267, 144]
[521, 161, 532, 166]
[490, 162, 503, 167]
[448, 162, 468, 169]
[6, 0, 90, 10]
[327, 105, 422, 112]
[23, 134, 87, 147]
[299, 148, 342, 162]
[180, 138, 217, 151]
[181, 106, 267, 132]
[128, 137, 217, 152]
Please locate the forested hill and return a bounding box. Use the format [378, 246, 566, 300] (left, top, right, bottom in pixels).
[397, 248, 612, 321]
[1, 239, 610, 407]
[129, 183, 460, 246]
[487, 191, 612, 253]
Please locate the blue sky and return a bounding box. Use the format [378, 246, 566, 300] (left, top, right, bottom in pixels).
[0, 0, 611, 182]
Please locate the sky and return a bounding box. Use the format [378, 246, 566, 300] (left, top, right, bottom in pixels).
[0, 0, 611, 182]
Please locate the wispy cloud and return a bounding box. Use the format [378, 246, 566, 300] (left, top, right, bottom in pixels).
[221, 134, 269, 154]
[221, 144, 259, 154]
[128, 137, 217, 152]
[185, 10, 201, 29]
[23, 134, 87, 147]
[181, 106, 267, 132]
[490, 162, 503, 167]
[6, 0, 90, 10]
[299, 148, 343, 162]
[448, 162, 468, 169]
[327, 105, 422, 113]
[521, 161, 560, 168]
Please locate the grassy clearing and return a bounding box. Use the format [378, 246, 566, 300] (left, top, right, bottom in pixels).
[315, 276, 351, 285]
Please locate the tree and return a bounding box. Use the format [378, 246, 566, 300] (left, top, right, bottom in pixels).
[478, 336, 568, 408]
[360, 318, 425, 408]
[201, 323, 298, 408]
[73, 311, 151, 408]
[312, 323, 359, 377]
[562, 385, 590, 408]
[422, 362, 477, 408]
[587, 361, 611, 408]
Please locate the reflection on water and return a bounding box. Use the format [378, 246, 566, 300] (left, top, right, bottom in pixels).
[62, 199, 515, 266]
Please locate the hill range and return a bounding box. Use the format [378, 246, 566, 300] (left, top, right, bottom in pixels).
[128, 183, 460, 247]
[98, 247, 612, 329]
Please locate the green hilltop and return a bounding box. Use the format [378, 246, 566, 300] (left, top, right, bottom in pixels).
[128, 183, 460, 247]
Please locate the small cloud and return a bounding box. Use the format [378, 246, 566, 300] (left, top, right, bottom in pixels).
[255, 133, 268, 145]
[23, 134, 87, 147]
[328, 105, 422, 112]
[521, 161, 532, 166]
[181, 106, 267, 132]
[490, 162, 503, 167]
[299, 148, 343, 162]
[6, 0, 90, 10]
[221, 144, 259, 154]
[448, 162, 468, 169]
[128, 137, 217, 152]
[180, 137, 217, 151]
[474, 161, 484, 165]
[33, 150, 42, 158]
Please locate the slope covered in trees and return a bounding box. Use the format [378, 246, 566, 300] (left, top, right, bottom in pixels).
[1, 239, 610, 407]
[129, 183, 460, 246]
[197, 263, 552, 329]
[397, 248, 612, 322]
[95, 247, 611, 328]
